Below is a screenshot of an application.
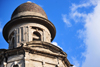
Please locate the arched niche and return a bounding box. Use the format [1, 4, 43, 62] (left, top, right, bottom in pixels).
[13, 64, 19, 67]
[33, 31, 41, 41]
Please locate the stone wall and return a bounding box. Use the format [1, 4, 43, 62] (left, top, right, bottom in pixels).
[8, 22, 51, 49]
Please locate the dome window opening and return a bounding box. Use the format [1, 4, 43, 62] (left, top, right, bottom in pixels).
[33, 31, 41, 41]
[9, 31, 14, 42]
[13, 64, 19, 67]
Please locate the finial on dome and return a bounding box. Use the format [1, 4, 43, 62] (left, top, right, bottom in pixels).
[27, 1, 32, 3]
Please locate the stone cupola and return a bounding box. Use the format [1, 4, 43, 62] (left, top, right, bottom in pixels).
[1, 2, 73, 67]
[3, 2, 56, 49]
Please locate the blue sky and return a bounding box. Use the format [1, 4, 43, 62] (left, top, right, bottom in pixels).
[0, 0, 100, 67]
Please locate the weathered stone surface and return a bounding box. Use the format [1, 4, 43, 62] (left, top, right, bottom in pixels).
[11, 2, 47, 19]
[1, 2, 73, 67]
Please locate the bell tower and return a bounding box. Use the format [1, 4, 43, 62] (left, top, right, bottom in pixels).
[0, 1, 73, 67]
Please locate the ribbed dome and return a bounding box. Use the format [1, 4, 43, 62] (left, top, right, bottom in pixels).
[11, 2, 47, 19]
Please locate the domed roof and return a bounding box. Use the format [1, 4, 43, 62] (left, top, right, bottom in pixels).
[11, 2, 47, 19]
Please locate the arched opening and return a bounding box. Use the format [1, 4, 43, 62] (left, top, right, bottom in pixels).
[13, 64, 19, 67]
[33, 31, 41, 41]
[12, 37, 15, 48]
[8, 31, 15, 49]
[55, 65, 58, 67]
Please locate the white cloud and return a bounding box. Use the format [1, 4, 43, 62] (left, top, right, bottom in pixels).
[70, 0, 100, 67]
[27, 1, 32, 3]
[70, 11, 87, 22]
[0, 28, 2, 32]
[62, 14, 72, 27]
[70, 2, 90, 22]
[71, 3, 91, 12]
[77, 29, 86, 39]
[52, 42, 58, 46]
[72, 11, 86, 18]
[81, 1, 100, 67]
[27, 1, 35, 3]
[72, 57, 80, 67]
[0, 22, 2, 32]
[52, 42, 63, 49]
